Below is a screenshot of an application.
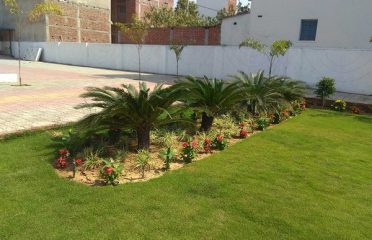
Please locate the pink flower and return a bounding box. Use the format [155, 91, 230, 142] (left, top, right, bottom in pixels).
[58, 149, 70, 156]
[105, 167, 113, 175]
[204, 138, 211, 145]
[191, 140, 198, 148]
[182, 142, 189, 148]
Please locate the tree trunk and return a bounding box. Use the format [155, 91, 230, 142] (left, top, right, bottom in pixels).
[176, 59, 179, 77]
[138, 45, 141, 80]
[200, 112, 214, 132]
[268, 56, 274, 79]
[17, 16, 22, 86]
[137, 128, 150, 150]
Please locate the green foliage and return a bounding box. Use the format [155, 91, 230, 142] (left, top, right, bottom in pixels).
[151, 129, 178, 148]
[76, 82, 180, 150]
[28, 2, 62, 21]
[82, 147, 103, 170]
[332, 99, 347, 112]
[114, 16, 148, 80]
[100, 158, 123, 186]
[170, 43, 186, 76]
[213, 114, 240, 139]
[173, 76, 242, 131]
[212, 134, 228, 150]
[314, 77, 336, 106]
[2, 0, 20, 15]
[136, 149, 151, 178]
[239, 38, 292, 77]
[159, 147, 176, 170]
[255, 117, 270, 131]
[234, 71, 305, 115]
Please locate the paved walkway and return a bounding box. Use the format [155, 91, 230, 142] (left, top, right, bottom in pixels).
[0, 56, 176, 136]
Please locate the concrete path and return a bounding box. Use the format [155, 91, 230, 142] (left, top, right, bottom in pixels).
[0, 56, 176, 136]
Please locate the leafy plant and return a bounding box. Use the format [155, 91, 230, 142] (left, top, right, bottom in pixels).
[212, 134, 228, 151]
[238, 122, 251, 138]
[173, 76, 242, 132]
[159, 147, 176, 170]
[170, 43, 186, 77]
[136, 149, 151, 178]
[351, 106, 360, 114]
[82, 147, 103, 170]
[151, 129, 178, 148]
[100, 158, 123, 186]
[181, 139, 198, 163]
[332, 99, 346, 112]
[314, 77, 336, 107]
[76, 82, 181, 150]
[255, 118, 270, 131]
[239, 38, 292, 78]
[213, 114, 240, 139]
[234, 71, 305, 115]
[114, 16, 148, 80]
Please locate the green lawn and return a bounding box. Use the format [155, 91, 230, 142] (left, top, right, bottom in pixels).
[0, 109, 371, 239]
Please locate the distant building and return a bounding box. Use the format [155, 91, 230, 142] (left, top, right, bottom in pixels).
[111, 0, 173, 24]
[197, 0, 236, 17]
[221, 0, 372, 49]
[0, 0, 111, 46]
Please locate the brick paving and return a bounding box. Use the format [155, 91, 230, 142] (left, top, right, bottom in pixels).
[0, 56, 176, 136]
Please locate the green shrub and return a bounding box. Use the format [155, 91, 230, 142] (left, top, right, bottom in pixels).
[82, 147, 103, 170]
[159, 147, 176, 170]
[255, 117, 270, 131]
[136, 150, 151, 178]
[151, 129, 178, 148]
[212, 134, 228, 150]
[100, 158, 123, 186]
[332, 99, 346, 112]
[181, 138, 199, 163]
[213, 114, 240, 139]
[314, 77, 336, 106]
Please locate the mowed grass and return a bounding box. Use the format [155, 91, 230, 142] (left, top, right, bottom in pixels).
[0, 109, 371, 239]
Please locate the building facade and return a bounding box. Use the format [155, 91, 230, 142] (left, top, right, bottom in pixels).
[197, 0, 236, 17]
[0, 0, 111, 46]
[221, 0, 372, 49]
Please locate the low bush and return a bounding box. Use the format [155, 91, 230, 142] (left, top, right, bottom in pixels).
[100, 159, 123, 186]
[136, 150, 151, 178]
[332, 99, 347, 112]
[255, 117, 270, 131]
[181, 139, 198, 163]
[212, 134, 228, 150]
[213, 114, 240, 139]
[351, 106, 360, 114]
[314, 77, 336, 107]
[159, 147, 176, 170]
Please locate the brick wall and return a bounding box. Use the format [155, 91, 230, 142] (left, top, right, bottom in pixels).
[47, 1, 110, 43]
[114, 26, 221, 45]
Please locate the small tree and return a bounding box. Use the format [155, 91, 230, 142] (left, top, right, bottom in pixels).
[2, 0, 62, 86]
[314, 77, 336, 107]
[169, 43, 186, 77]
[239, 38, 292, 78]
[115, 16, 148, 80]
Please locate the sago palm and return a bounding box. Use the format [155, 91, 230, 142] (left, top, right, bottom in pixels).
[173, 76, 242, 131]
[233, 71, 305, 115]
[76, 82, 179, 150]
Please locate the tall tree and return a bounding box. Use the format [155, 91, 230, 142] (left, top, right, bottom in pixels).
[115, 16, 149, 80]
[239, 38, 292, 78]
[2, 0, 62, 86]
[170, 43, 186, 77]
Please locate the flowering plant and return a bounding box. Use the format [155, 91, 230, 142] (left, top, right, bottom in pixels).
[56, 149, 70, 168]
[332, 99, 346, 112]
[203, 138, 212, 153]
[255, 118, 270, 131]
[181, 139, 198, 163]
[238, 122, 250, 138]
[100, 159, 123, 186]
[212, 134, 228, 150]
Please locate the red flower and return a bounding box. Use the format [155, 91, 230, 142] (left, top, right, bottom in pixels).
[58, 149, 70, 156]
[216, 135, 223, 142]
[191, 140, 198, 148]
[204, 146, 211, 153]
[57, 157, 67, 168]
[240, 129, 249, 138]
[105, 167, 113, 175]
[75, 159, 82, 166]
[182, 142, 189, 148]
[204, 138, 211, 145]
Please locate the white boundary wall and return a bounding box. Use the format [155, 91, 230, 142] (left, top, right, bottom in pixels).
[9, 42, 372, 95]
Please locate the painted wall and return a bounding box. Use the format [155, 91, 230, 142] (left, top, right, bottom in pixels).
[249, 0, 372, 49]
[9, 42, 372, 95]
[221, 14, 250, 46]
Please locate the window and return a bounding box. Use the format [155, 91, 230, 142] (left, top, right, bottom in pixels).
[300, 20, 318, 41]
[118, 4, 126, 17]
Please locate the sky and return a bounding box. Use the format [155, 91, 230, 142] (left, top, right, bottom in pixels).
[173, 0, 250, 6]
